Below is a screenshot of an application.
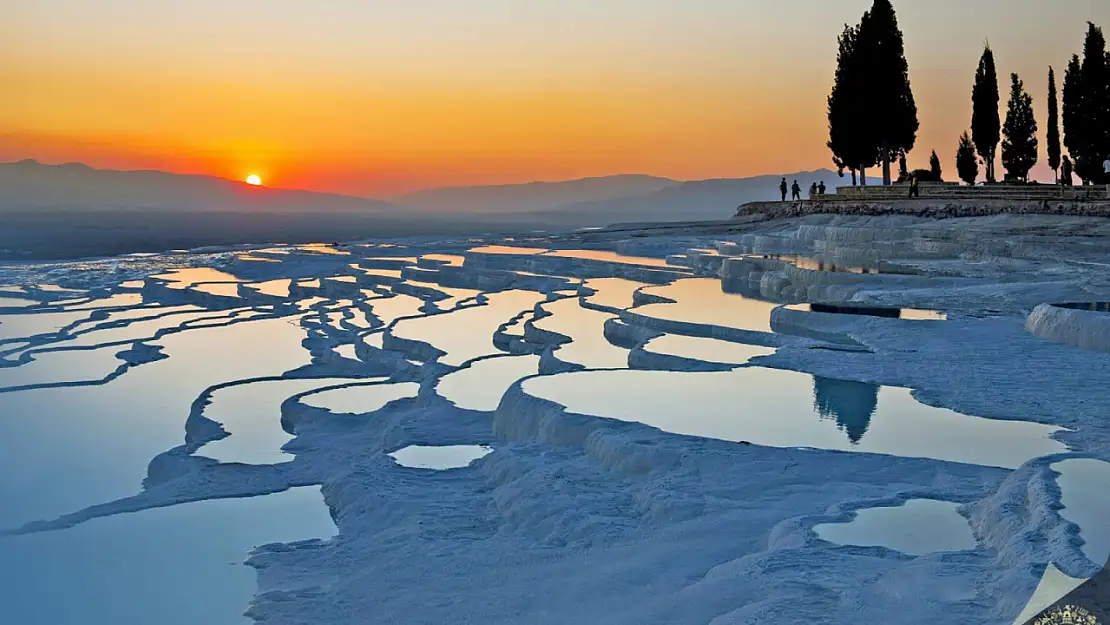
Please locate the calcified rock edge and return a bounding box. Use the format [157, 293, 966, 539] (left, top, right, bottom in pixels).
[2, 212, 1110, 625]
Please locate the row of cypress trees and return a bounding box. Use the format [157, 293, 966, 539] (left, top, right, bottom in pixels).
[959, 23, 1107, 185]
[828, 1, 1108, 186]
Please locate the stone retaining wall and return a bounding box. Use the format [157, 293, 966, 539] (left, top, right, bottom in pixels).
[735, 198, 1110, 221]
[831, 183, 1107, 202]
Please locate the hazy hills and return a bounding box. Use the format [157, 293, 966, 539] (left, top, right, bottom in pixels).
[0, 159, 840, 224]
[395, 174, 680, 214]
[520, 170, 841, 226]
[0, 160, 842, 259]
[0, 160, 403, 215]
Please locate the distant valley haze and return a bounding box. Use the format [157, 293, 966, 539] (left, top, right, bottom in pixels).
[0, 159, 839, 260]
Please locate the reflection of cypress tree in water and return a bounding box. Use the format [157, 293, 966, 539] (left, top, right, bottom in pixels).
[812, 376, 879, 444]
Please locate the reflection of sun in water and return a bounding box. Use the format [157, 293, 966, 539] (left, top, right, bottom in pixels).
[246, 174, 262, 186]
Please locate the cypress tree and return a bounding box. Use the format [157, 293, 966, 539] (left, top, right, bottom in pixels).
[1002, 73, 1039, 182]
[827, 24, 875, 186]
[1047, 67, 1062, 181]
[929, 150, 942, 181]
[1080, 23, 1109, 183]
[972, 45, 1001, 183]
[1064, 23, 1110, 184]
[956, 131, 979, 185]
[855, 0, 918, 186]
[1063, 54, 1084, 178]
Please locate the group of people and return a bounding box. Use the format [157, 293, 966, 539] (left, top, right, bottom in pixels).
[779, 178, 826, 201]
[776, 156, 1110, 203]
[1053, 155, 1110, 196]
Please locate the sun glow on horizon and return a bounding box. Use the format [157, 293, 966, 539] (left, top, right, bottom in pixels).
[245, 174, 262, 186]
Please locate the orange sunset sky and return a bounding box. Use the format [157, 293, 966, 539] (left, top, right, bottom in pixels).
[3, 1, 1108, 197]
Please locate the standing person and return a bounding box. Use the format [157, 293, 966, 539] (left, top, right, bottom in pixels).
[1061, 155, 1073, 187]
[808, 182, 818, 199]
[791, 180, 801, 201]
[1104, 154, 1110, 198]
[818, 181, 827, 195]
[908, 175, 920, 198]
[779, 178, 788, 202]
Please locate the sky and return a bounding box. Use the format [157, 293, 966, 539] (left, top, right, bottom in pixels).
[2, 0, 1108, 197]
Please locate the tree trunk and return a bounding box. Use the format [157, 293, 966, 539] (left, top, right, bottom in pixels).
[851, 169, 857, 186]
[861, 168, 868, 186]
[881, 139, 892, 186]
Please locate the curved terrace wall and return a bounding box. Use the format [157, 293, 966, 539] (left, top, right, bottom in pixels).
[1026, 303, 1110, 353]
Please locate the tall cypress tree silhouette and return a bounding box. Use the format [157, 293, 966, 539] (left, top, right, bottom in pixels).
[1002, 73, 1039, 182]
[855, 0, 918, 186]
[972, 45, 1001, 183]
[1047, 67, 1062, 181]
[827, 24, 877, 186]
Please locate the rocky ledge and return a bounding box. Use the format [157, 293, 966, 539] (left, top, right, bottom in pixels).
[737, 198, 1110, 221]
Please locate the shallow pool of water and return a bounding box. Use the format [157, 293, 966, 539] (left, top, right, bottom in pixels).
[1053, 458, 1110, 567]
[469, 245, 549, 255]
[421, 254, 465, 266]
[521, 368, 1066, 469]
[194, 282, 242, 298]
[437, 355, 540, 411]
[389, 445, 492, 469]
[636, 279, 777, 333]
[358, 268, 405, 279]
[198, 377, 367, 465]
[0, 297, 39, 308]
[391, 290, 544, 366]
[407, 281, 482, 302]
[0, 487, 335, 625]
[247, 279, 292, 298]
[335, 344, 359, 360]
[0, 309, 96, 341]
[60, 309, 246, 348]
[153, 268, 244, 288]
[642, 335, 776, 365]
[582, 278, 643, 310]
[545, 249, 673, 268]
[300, 382, 420, 415]
[0, 317, 313, 530]
[533, 298, 628, 369]
[296, 243, 349, 256]
[814, 499, 976, 555]
[64, 293, 146, 310]
[367, 294, 425, 327]
[0, 347, 126, 390]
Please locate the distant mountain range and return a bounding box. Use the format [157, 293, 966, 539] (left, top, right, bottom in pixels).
[0, 159, 403, 215]
[518, 170, 841, 226]
[394, 174, 681, 214]
[0, 160, 840, 225]
[0, 159, 843, 259]
[0, 158, 839, 225]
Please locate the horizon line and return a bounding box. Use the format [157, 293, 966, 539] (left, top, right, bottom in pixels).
[1, 157, 840, 199]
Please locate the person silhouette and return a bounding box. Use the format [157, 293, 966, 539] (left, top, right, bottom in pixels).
[818, 181, 827, 195]
[791, 180, 801, 201]
[1061, 155, 1073, 187]
[808, 182, 818, 199]
[779, 177, 788, 202]
[1103, 154, 1110, 198]
[908, 174, 920, 198]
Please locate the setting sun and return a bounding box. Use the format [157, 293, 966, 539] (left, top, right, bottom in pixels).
[245, 174, 262, 186]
